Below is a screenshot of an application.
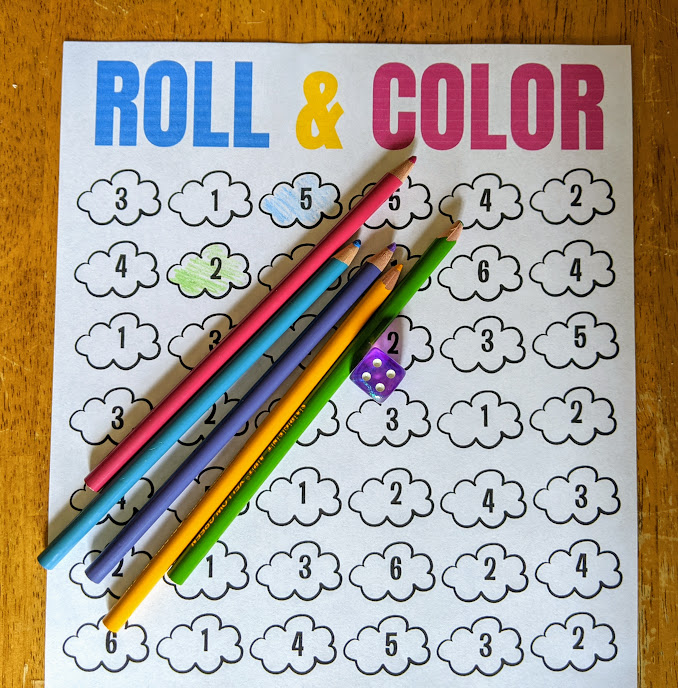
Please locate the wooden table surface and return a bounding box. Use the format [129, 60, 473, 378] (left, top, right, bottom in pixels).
[1, 1, 676, 686]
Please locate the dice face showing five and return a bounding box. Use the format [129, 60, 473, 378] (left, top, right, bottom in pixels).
[350, 346, 406, 403]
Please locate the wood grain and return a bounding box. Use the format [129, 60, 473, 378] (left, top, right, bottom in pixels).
[1, 1, 675, 686]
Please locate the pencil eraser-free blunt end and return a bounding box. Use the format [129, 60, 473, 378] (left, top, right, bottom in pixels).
[350, 347, 406, 404]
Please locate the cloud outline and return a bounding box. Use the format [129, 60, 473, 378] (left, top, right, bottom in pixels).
[535, 539, 622, 599]
[167, 242, 251, 299]
[530, 612, 617, 672]
[76, 169, 160, 226]
[529, 240, 615, 297]
[530, 168, 615, 226]
[440, 469, 527, 529]
[437, 616, 524, 676]
[75, 312, 160, 370]
[156, 613, 243, 674]
[533, 466, 621, 526]
[442, 543, 528, 603]
[349, 176, 433, 229]
[346, 390, 431, 448]
[74, 241, 159, 298]
[259, 172, 342, 228]
[63, 617, 149, 672]
[439, 173, 523, 230]
[349, 468, 434, 528]
[168, 171, 252, 227]
[344, 615, 431, 676]
[530, 387, 617, 446]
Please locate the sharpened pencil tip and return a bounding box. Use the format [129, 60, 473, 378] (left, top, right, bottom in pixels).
[448, 221, 463, 242]
[387, 243, 397, 251]
[395, 263, 403, 272]
[353, 239, 362, 247]
[408, 155, 417, 163]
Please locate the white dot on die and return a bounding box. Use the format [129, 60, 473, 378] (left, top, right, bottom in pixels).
[373, 358, 382, 368]
[362, 372, 371, 381]
[375, 383, 385, 392]
[386, 369, 396, 378]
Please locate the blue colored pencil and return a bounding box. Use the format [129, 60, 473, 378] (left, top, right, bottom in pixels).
[38, 242, 360, 570]
[85, 244, 395, 582]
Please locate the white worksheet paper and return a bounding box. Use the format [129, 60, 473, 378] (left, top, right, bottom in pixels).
[46, 42, 635, 686]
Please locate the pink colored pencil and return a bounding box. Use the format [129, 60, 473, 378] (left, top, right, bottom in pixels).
[85, 156, 416, 491]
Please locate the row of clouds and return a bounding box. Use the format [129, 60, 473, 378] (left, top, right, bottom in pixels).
[69, 386, 617, 449]
[68, 465, 620, 536]
[77, 169, 615, 229]
[69, 537, 621, 606]
[72, 239, 617, 302]
[63, 611, 617, 675]
[74, 309, 618, 374]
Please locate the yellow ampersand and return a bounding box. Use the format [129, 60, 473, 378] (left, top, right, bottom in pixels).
[296, 71, 344, 149]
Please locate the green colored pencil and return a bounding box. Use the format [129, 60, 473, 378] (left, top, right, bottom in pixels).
[168, 221, 463, 584]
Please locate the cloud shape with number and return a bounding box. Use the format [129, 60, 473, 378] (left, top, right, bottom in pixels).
[167, 243, 251, 298]
[297, 400, 340, 446]
[77, 169, 160, 225]
[442, 543, 528, 603]
[441, 470, 526, 529]
[533, 466, 621, 525]
[344, 616, 430, 676]
[63, 617, 149, 672]
[250, 615, 336, 674]
[530, 240, 615, 297]
[349, 176, 432, 229]
[439, 173, 523, 230]
[531, 612, 617, 671]
[536, 539, 622, 599]
[438, 391, 522, 449]
[168, 466, 223, 522]
[530, 387, 616, 445]
[255, 397, 340, 447]
[530, 169, 615, 225]
[437, 616, 523, 676]
[346, 244, 431, 291]
[168, 313, 234, 370]
[157, 614, 243, 673]
[70, 548, 151, 599]
[438, 245, 522, 302]
[256, 466, 341, 526]
[346, 390, 430, 447]
[257, 541, 341, 601]
[374, 315, 433, 370]
[349, 468, 433, 527]
[533, 312, 619, 369]
[169, 171, 252, 227]
[260, 172, 342, 228]
[349, 542, 434, 602]
[166, 541, 248, 601]
[262, 313, 336, 369]
[178, 394, 248, 446]
[259, 244, 323, 290]
[441, 316, 525, 373]
[69, 388, 152, 445]
[75, 241, 159, 298]
[75, 313, 160, 370]
[70, 477, 154, 526]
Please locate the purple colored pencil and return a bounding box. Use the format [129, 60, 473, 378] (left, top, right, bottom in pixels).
[85, 243, 396, 583]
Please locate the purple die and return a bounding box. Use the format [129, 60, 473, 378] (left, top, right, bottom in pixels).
[350, 346, 406, 403]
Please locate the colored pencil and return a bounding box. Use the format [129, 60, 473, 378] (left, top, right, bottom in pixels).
[102, 265, 401, 632]
[85, 157, 416, 492]
[85, 244, 396, 583]
[38, 243, 359, 571]
[169, 221, 463, 584]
